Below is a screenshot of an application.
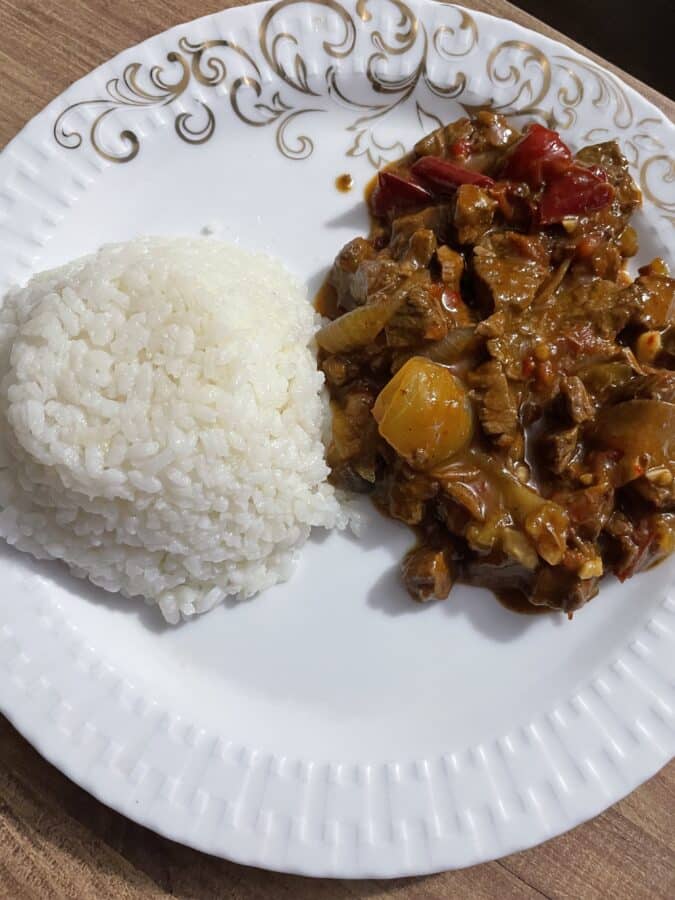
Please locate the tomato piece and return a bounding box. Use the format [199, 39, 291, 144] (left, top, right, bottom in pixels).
[370, 171, 433, 217]
[501, 123, 572, 187]
[538, 165, 614, 224]
[411, 156, 495, 192]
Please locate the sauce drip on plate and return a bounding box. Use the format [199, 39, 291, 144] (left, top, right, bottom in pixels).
[335, 173, 354, 193]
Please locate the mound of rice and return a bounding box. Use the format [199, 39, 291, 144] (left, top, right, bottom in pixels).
[0, 237, 348, 622]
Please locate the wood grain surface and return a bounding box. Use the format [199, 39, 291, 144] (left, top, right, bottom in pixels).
[0, 2, 673, 897]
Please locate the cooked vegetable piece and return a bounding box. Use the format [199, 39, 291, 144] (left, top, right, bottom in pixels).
[411, 156, 495, 191]
[316, 284, 410, 353]
[501, 123, 572, 186]
[370, 171, 433, 217]
[538, 165, 614, 224]
[394, 327, 481, 371]
[373, 357, 473, 469]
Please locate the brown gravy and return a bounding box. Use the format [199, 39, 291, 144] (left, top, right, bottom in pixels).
[335, 173, 354, 193]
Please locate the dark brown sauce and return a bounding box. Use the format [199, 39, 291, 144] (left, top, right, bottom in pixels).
[464, 553, 553, 616]
[404, 519, 553, 616]
[494, 588, 552, 615]
[335, 173, 354, 193]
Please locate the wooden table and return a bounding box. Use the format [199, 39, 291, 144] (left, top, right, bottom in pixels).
[0, 2, 673, 897]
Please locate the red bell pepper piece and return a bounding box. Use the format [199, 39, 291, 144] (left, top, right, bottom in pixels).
[502, 123, 572, 187]
[370, 171, 433, 217]
[411, 156, 495, 192]
[538, 164, 614, 224]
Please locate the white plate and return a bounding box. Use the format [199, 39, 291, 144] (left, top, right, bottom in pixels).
[0, 0, 673, 878]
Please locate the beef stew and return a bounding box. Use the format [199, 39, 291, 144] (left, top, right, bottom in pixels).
[318, 113, 675, 615]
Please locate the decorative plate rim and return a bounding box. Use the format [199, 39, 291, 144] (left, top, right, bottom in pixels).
[0, 0, 673, 878]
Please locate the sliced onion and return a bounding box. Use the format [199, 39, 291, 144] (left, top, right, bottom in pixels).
[316, 287, 408, 354]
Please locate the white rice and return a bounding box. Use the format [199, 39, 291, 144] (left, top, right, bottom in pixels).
[0, 237, 348, 623]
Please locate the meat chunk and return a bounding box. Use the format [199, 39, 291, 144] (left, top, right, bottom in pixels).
[330, 237, 377, 309]
[541, 425, 580, 474]
[385, 275, 448, 346]
[401, 545, 455, 601]
[464, 554, 537, 605]
[605, 511, 647, 578]
[553, 483, 614, 541]
[503, 231, 552, 266]
[480, 278, 625, 380]
[558, 143, 639, 249]
[436, 244, 464, 291]
[530, 565, 599, 613]
[472, 240, 549, 313]
[435, 459, 497, 524]
[468, 360, 520, 449]
[572, 236, 623, 282]
[414, 117, 474, 159]
[630, 472, 675, 509]
[321, 354, 360, 388]
[589, 399, 675, 486]
[374, 462, 439, 525]
[399, 229, 437, 270]
[604, 511, 675, 580]
[559, 375, 595, 424]
[348, 258, 406, 308]
[565, 280, 633, 339]
[575, 141, 642, 225]
[413, 111, 520, 173]
[454, 184, 497, 244]
[327, 384, 378, 489]
[621, 274, 675, 330]
[389, 206, 452, 255]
